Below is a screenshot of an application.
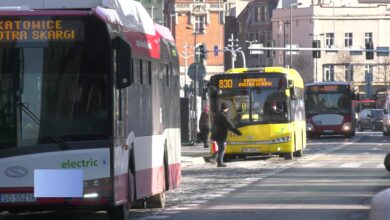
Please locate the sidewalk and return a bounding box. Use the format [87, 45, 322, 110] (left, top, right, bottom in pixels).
[181, 143, 213, 166]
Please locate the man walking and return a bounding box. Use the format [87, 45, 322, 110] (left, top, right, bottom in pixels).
[210, 102, 242, 167]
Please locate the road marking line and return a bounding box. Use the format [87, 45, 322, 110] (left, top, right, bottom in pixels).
[301, 163, 322, 168]
[376, 164, 385, 169]
[340, 163, 361, 168]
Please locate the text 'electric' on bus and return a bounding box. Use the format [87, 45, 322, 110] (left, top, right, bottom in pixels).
[0, 1, 181, 219]
[305, 81, 355, 138]
[209, 67, 306, 160]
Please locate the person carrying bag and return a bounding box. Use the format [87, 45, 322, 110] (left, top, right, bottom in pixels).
[210, 102, 242, 167]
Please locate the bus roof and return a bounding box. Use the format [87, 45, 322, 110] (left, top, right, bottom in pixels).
[0, 0, 157, 36]
[224, 67, 304, 88]
[305, 81, 351, 87]
[0, 0, 101, 10]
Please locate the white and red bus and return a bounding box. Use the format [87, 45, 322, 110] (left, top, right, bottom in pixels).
[305, 82, 355, 138]
[0, 1, 181, 219]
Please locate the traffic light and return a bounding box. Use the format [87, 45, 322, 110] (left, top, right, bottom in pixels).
[213, 45, 218, 56]
[267, 41, 274, 58]
[198, 44, 207, 60]
[312, 40, 321, 58]
[365, 40, 374, 60]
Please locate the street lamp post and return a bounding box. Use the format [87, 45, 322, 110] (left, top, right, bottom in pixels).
[186, 26, 200, 144]
[309, 33, 324, 82]
[290, 2, 301, 67]
[283, 21, 289, 67]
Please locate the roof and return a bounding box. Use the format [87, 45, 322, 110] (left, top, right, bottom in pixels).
[305, 81, 352, 87]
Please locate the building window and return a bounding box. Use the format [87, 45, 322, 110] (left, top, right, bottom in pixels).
[195, 15, 205, 33]
[326, 33, 334, 48]
[260, 5, 268, 22]
[254, 7, 260, 22]
[344, 65, 354, 81]
[344, 33, 353, 47]
[324, 65, 334, 81]
[365, 32, 373, 44]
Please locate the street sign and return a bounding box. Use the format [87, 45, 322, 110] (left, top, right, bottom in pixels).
[250, 50, 264, 54]
[214, 45, 218, 56]
[248, 43, 263, 49]
[187, 62, 206, 81]
[285, 44, 299, 55]
[377, 47, 390, 56]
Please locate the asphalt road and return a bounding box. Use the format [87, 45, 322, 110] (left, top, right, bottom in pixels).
[2, 132, 390, 220]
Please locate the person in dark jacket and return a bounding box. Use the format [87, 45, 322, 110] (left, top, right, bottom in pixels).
[210, 102, 242, 167]
[199, 106, 210, 148]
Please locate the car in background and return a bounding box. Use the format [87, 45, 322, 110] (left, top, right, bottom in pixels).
[356, 108, 384, 131]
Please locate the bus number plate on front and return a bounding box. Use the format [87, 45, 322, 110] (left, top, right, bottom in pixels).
[242, 148, 259, 153]
[0, 193, 36, 203]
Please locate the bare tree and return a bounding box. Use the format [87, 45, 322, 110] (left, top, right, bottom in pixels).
[335, 51, 354, 81]
[375, 56, 390, 106]
[293, 52, 312, 83]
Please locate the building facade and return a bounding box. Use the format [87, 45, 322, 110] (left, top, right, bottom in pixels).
[271, 0, 390, 99]
[237, 0, 278, 68]
[166, 0, 225, 88]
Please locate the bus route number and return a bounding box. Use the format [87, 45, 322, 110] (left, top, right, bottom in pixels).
[218, 79, 233, 89]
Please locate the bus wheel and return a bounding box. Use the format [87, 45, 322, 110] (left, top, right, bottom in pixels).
[107, 203, 129, 220]
[146, 149, 168, 208]
[146, 191, 166, 208]
[284, 152, 293, 160]
[294, 148, 303, 157]
[385, 153, 390, 172]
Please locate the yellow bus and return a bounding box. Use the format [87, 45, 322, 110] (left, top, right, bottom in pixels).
[208, 67, 306, 160]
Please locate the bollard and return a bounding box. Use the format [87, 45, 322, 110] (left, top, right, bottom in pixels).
[369, 188, 390, 220]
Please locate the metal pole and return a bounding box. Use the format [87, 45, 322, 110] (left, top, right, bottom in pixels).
[194, 28, 198, 144]
[283, 22, 287, 67]
[315, 57, 317, 82]
[289, 2, 301, 68]
[289, 5, 292, 67]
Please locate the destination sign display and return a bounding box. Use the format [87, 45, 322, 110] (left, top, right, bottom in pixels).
[0, 19, 84, 42]
[307, 85, 349, 93]
[216, 76, 281, 89]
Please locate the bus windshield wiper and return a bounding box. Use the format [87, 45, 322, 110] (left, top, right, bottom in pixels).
[18, 102, 69, 150]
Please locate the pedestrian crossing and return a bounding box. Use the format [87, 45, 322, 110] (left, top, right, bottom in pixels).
[300, 162, 385, 169]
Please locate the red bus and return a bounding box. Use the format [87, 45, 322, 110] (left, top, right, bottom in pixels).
[305, 82, 355, 138]
[353, 99, 376, 114]
[0, 1, 181, 219]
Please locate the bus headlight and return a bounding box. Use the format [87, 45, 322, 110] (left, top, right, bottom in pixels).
[306, 123, 314, 131]
[342, 122, 352, 131]
[271, 136, 290, 144]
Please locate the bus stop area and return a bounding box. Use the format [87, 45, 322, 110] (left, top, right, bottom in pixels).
[181, 143, 212, 166]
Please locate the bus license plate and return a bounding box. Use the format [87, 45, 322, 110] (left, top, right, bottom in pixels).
[242, 148, 259, 153]
[323, 130, 334, 133]
[0, 193, 37, 203]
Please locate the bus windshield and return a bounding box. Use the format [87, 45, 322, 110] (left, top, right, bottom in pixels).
[305, 92, 351, 115]
[216, 88, 289, 126]
[0, 45, 111, 149]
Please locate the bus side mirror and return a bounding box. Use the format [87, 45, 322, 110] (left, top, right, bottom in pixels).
[288, 80, 294, 88]
[113, 37, 132, 89]
[385, 109, 388, 114]
[290, 87, 297, 100]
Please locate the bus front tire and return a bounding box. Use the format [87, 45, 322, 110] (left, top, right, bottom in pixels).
[384, 153, 390, 172]
[146, 192, 166, 208]
[284, 152, 293, 160]
[107, 203, 129, 220]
